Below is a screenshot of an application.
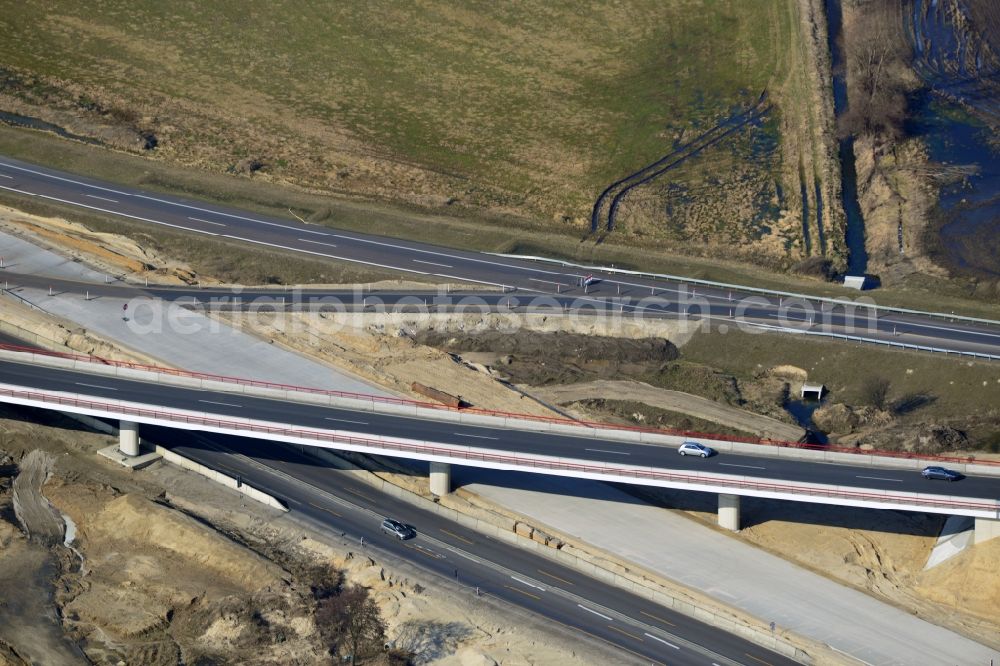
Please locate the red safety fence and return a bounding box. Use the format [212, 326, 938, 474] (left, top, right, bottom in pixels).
[2, 342, 999, 468]
[1, 385, 997, 514]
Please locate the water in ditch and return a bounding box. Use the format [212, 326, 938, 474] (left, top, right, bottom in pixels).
[784, 398, 828, 445]
[0, 110, 102, 146]
[823, 0, 869, 278]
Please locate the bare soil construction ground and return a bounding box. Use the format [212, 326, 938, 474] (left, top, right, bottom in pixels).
[528, 380, 804, 441]
[0, 407, 621, 665]
[0, 202, 420, 288]
[619, 484, 1000, 650]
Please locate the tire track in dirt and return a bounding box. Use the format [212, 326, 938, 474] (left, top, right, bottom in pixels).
[11, 449, 64, 545]
[589, 91, 770, 234]
[606, 95, 772, 232]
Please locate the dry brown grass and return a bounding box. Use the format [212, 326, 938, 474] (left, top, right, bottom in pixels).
[0, 0, 823, 268]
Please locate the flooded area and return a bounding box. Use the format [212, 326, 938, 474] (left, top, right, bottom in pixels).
[910, 93, 1000, 275]
[904, 0, 1000, 276]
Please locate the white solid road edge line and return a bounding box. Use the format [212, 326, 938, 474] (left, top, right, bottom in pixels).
[644, 633, 680, 649]
[577, 604, 614, 621]
[85, 194, 118, 203]
[510, 575, 546, 592]
[220, 234, 430, 277]
[0, 160, 132, 195]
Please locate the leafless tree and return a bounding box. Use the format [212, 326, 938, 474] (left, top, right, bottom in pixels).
[861, 376, 892, 411]
[317, 585, 387, 666]
[840, 1, 910, 140]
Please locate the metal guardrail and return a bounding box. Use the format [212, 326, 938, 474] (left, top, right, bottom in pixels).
[746, 322, 1000, 361]
[3, 385, 997, 514]
[493, 253, 1000, 327]
[0, 283, 48, 313]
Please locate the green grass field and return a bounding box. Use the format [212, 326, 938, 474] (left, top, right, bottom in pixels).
[682, 328, 1000, 428]
[0, 1, 795, 242]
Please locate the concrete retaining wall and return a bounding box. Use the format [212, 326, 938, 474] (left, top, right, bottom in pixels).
[56, 408, 287, 511]
[154, 445, 288, 512]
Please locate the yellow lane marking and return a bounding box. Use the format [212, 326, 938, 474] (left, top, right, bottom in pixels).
[403, 544, 440, 560]
[607, 624, 644, 642]
[545, 617, 664, 666]
[503, 584, 541, 601]
[745, 653, 775, 666]
[536, 569, 575, 585]
[439, 528, 474, 545]
[343, 486, 374, 502]
[640, 609, 677, 627]
[308, 502, 343, 518]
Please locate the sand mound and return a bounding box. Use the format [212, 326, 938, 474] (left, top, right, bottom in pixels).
[917, 536, 1000, 622]
[87, 494, 285, 591]
[768, 364, 808, 380]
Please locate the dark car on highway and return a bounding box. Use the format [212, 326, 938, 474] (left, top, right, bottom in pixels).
[381, 517, 416, 540]
[921, 466, 963, 482]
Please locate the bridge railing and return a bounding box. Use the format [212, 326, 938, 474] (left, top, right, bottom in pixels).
[3, 342, 999, 469]
[2, 384, 997, 516]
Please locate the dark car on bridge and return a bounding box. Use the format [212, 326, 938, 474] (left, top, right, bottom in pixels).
[381, 517, 416, 540]
[920, 466, 962, 482]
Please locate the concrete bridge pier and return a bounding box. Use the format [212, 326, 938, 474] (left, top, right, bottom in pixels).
[974, 517, 1000, 544]
[119, 420, 140, 456]
[718, 493, 740, 531]
[429, 462, 451, 496]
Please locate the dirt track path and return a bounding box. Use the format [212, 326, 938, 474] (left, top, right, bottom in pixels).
[527, 380, 805, 442]
[12, 449, 64, 545]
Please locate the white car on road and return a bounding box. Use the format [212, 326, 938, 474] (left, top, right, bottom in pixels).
[678, 441, 715, 458]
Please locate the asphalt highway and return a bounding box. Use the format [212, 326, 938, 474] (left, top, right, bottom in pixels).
[143, 425, 797, 666]
[2, 156, 1000, 356]
[4, 359, 999, 501]
[5, 262, 1000, 359]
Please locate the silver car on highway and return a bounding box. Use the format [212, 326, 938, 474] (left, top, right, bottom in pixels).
[678, 441, 715, 458]
[381, 517, 416, 540]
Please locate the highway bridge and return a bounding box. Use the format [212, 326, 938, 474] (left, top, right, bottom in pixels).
[2, 346, 998, 540]
[3, 154, 1000, 663]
